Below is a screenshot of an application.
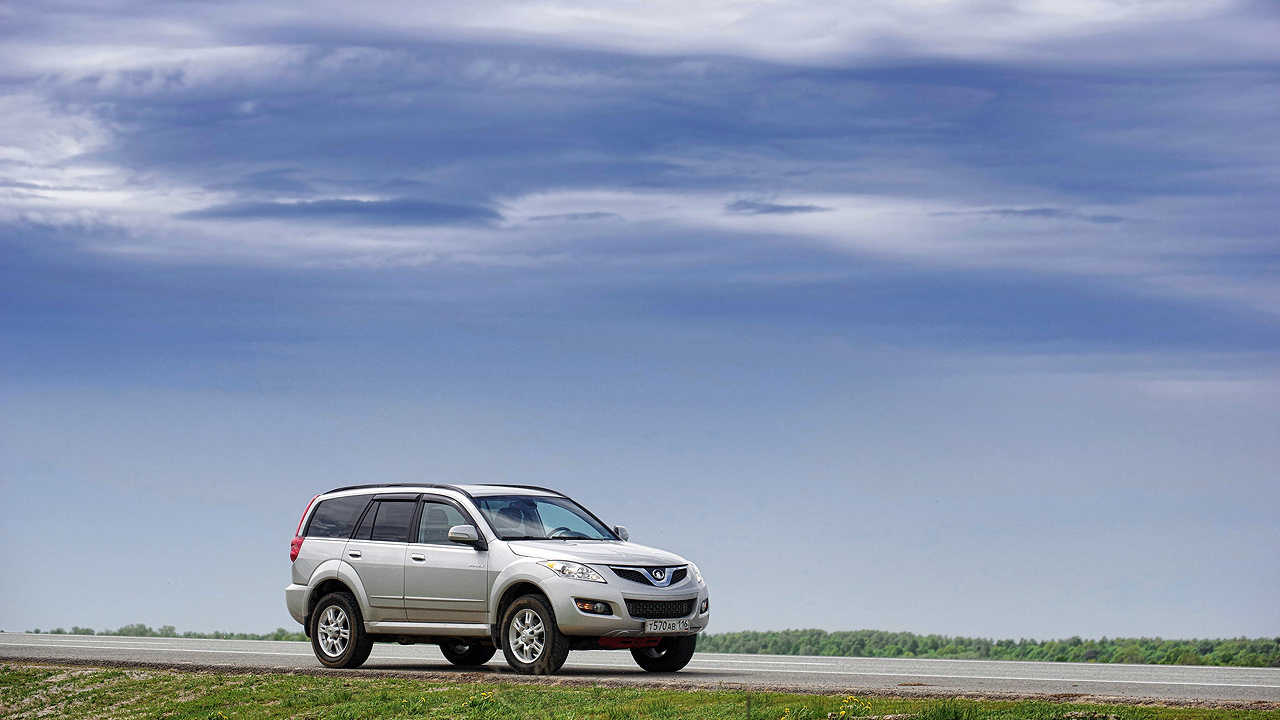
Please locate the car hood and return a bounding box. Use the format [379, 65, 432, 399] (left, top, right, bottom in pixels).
[505, 540, 687, 567]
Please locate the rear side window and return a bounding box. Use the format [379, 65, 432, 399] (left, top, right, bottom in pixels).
[372, 501, 415, 542]
[352, 500, 416, 543]
[305, 496, 370, 538]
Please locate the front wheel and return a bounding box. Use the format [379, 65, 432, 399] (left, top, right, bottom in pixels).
[309, 592, 373, 668]
[439, 639, 497, 667]
[631, 635, 697, 672]
[500, 595, 570, 675]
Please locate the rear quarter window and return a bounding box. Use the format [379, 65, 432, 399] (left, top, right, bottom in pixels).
[305, 496, 370, 538]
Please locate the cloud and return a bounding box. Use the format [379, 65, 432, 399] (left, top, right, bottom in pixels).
[0, 2, 1275, 325]
[985, 208, 1125, 223]
[725, 200, 832, 215]
[931, 207, 1127, 224]
[209, 168, 317, 197]
[529, 212, 622, 222]
[6, 0, 1272, 72]
[0, 92, 112, 175]
[178, 198, 502, 226]
[0, 179, 49, 190]
[1133, 376, 1280, 404]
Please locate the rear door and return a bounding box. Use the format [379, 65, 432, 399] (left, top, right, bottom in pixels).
[343, 495, 416, 622]
[403, 497, 488, 623]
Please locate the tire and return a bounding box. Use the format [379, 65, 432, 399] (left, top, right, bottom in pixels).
[309, 592, 374, 669]
[499, 594, 570, 675]
[439, 639, 497, 667]
[631, 635, 697, 672]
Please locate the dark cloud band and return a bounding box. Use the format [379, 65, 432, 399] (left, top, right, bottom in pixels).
[179, 198, 501, 225]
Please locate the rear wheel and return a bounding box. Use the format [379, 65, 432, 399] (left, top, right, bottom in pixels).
[309, 592, 373, 668]
[439, 639, 496, 666]
[500, 595, 570, 675]
[631, 635, 697, 672]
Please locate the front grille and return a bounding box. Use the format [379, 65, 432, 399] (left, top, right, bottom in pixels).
[625, 598, 695, 619]
[610, 566, 689, 586]
[611, 568, 650, 584]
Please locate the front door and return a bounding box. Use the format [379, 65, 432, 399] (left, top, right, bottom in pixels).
[403, 499, 488, 623]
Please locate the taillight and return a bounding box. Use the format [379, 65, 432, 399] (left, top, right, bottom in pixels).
[295, 494, 320, 536]
[291, 494, 320, 562]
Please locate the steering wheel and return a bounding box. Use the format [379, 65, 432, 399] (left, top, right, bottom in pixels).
[549, 526, 585, 539]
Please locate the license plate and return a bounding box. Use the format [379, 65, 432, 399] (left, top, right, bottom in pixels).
[645, 619, 690, 633]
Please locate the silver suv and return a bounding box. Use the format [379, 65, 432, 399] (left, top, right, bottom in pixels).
[286, 484, 710, 674]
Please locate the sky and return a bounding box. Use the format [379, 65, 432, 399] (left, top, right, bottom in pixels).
[1, 0, 1278, 641]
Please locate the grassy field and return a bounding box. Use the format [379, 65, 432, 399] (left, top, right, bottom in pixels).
[2, 663, 1277, 720]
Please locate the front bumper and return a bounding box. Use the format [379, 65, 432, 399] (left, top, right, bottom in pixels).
[546, 581, 710, 637]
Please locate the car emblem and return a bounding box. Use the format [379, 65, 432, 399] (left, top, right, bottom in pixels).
[650, 568, 666, 581]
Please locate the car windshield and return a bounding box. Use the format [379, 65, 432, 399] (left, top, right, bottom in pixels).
[475, 495, 616, 541]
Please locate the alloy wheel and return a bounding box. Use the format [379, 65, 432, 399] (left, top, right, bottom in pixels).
[508, 608, 545, 663]
[317, 605, 350, 657]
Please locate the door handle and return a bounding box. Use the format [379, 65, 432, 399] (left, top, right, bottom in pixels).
[411, 554, 426, 561]
[348, 550, 362, 558]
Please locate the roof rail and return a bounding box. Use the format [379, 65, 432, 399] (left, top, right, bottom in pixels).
[474, 484, 567, 497]
[323, 483, 474, 498]
[321, 483, 569, 498]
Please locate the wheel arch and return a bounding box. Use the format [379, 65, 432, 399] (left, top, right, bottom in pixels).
[489, 579, 545, 645]
[304, 562, 370, 629]
[493, 580, 546, 622]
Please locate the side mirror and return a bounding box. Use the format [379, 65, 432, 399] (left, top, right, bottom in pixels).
[448, 525, 486, 549]
[613, 525, 630, 542]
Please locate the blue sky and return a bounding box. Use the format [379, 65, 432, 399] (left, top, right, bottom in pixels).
[1, 0, 1278, 639]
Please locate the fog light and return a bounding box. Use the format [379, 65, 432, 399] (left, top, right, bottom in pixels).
[575, 599, 612, 615]
[700, 598, 709, 614]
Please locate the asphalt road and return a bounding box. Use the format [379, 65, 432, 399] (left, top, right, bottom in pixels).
[3, 632, 1278, 705]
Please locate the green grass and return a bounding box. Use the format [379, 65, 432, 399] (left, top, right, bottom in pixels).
[1, 663, 1275, 720]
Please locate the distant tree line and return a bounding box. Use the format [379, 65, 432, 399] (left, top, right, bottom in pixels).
[697, 629, 1280, 667]
[22, 624, 1280, 667]
[26, 624, 307, 642]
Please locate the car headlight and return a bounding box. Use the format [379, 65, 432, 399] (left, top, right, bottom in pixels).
[540, 560, 606, 583]
[689, 563, 704, 584]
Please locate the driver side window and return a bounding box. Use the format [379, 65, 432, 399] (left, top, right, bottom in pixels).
[417, 501, 469, 545]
